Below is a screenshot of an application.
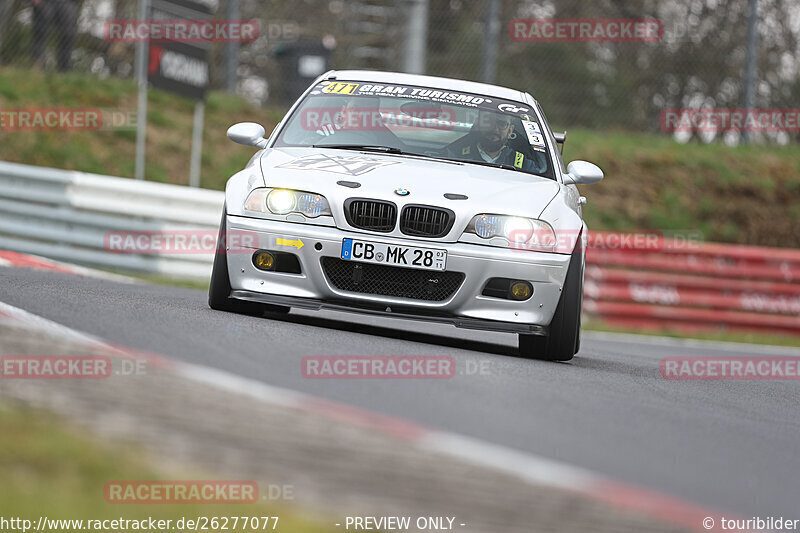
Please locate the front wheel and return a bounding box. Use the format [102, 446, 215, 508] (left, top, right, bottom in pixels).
[518, 245, 583, 362]
[208, 205, 289, 316]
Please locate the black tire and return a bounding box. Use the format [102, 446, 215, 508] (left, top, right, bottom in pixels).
[208, 205, 289, 316]
[519, 244, 584, 361]
[573, 245, 585, 355]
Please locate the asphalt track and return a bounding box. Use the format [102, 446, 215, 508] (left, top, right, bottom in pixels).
[1, 266, 799, 520]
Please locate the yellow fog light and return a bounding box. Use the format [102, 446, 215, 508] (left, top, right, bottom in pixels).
[510, 281, 533, 300]
[253, 251, 275, 271]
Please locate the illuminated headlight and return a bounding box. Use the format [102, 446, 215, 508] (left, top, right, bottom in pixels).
[244, 188, 332, 218]
[466, 214, 557, 251]
[503, 217, 535, 244]
[267, 189, 297, 215]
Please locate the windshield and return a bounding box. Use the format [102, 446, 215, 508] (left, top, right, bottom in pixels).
[274, 80, 554, 179]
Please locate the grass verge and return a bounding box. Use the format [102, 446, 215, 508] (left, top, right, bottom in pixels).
[583, 319, 800, 348]
[0, 399, 337, 532]
[565, 128, 800, 247]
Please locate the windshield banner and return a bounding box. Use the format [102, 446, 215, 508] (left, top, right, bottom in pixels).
[309, 81, 536, 117]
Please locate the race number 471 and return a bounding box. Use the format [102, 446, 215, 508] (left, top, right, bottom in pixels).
[323, 82, 359, 94]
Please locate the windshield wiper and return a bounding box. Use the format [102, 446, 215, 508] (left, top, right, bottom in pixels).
[430, 155, 521, 172]
[312, 144, 405, 154]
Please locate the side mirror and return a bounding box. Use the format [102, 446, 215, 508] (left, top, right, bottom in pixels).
[553, 131, 566, 154]
[564, 160, 604, 185]
[227, 122, 268, 149]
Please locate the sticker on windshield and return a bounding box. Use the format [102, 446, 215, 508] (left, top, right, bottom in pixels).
[310, 81, 539, 117]
[522, 120, 545, 147]
[523, 120, 541, 133]
[314, 82, 493, 108]
[276, 154, 400, 176]
[497, 103, 529, 114]
[322, 82, 360, 95]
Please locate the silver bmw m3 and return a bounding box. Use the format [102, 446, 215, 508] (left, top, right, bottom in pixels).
[209, 70, 604, 361]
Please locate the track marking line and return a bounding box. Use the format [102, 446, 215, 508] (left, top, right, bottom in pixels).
[0, 250, 137, 283]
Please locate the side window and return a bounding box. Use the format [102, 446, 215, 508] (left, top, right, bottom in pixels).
[536, 103, 567, 174]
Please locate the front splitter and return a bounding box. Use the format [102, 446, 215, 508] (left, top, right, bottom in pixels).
[230, 290, 548, 336]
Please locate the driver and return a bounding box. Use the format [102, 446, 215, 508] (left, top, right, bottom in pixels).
[447, 110, 540, 171]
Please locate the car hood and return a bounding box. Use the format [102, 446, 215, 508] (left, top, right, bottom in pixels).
[259, 147, 560, 221]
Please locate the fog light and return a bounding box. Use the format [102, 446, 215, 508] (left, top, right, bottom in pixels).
[510, 281, 532, 300]
[253, 251, 275, 271]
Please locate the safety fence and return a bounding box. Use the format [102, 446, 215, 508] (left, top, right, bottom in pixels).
[584, 241, 800, 336]
[1, 161, 798, 336]
[0, 161, 223, 279]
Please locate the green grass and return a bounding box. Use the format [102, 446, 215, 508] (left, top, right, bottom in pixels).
[562, 128, 800, 247]
[0, 66, 266, 188]
[583, 319, 800, 348]
[0, 400, 337, 532]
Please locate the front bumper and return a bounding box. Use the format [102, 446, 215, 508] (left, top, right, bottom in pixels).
[225, 215, 571, 334]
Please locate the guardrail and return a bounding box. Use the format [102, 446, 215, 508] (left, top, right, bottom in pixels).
[584, 238, 800, 336]
[1, 161, 798, 336]
[0, 161, 223, 279]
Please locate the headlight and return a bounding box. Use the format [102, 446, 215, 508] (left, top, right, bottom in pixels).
[244, 188, 332, 218]
[296, 193, 329, 217]
[466, 214, 557, 251]
[267, 189, 297, 215]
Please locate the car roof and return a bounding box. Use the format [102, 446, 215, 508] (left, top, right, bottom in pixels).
[322, 70, 534, 104]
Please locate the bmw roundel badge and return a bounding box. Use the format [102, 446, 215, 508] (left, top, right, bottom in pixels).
[394, 188, 410, 196]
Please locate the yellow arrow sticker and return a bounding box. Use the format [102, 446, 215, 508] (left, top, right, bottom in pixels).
[276, 238, 304, 250]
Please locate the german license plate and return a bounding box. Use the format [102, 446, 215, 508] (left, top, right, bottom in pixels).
[341, 238, 447, 271]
